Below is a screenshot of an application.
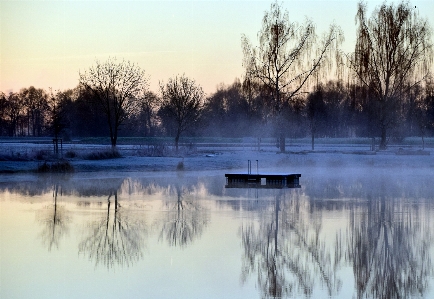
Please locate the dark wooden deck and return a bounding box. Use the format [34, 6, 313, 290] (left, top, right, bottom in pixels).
[225, 173, 301, 189]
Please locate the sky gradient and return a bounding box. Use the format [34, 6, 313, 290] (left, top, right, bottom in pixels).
[1, 0, 433, 95]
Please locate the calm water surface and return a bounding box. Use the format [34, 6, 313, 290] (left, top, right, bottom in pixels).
[1, 169, 433, 299]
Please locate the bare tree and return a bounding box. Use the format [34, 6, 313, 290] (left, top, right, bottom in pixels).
[79, 57, 149, 148]
[158, 74, 204, 151]
[1, 92, 24, 137]
[306, 87, 327, 150]
[348, 1, 433, 149]
[242, 0, 343, 152]
[20, 86, 48, 137]
[139, 91, 159, 137]
[47, 89, 69, 154]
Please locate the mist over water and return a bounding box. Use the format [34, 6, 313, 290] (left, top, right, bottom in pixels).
[1, 166, 433, 299]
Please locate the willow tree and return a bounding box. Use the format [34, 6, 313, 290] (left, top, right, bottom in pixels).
[242, 1, 343, 152]
[79, 58, 149, 148]
[349, 1, 433, 149]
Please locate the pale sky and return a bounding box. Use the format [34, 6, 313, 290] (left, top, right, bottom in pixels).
[1, 0, 433, 95]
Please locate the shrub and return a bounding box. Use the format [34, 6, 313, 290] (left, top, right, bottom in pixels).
[84, 149, 121, 160]
[35, 150, 49, 160]
[65, 150, 77, 158]
[176, 161, 185, 171]
[37, 160, 74, 173]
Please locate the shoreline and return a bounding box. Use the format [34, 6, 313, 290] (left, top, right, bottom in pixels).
[1, 147, 432, 176]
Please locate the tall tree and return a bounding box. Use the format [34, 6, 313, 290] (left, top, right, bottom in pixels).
[0, 92, 24, 137]
[242, 0, 343, 151]
[47, 89, 71, 153]
[139, 91, 159, 137]
[20, 86, 48, 136]
[158, 74, 204, 151]
[306, 87, 327, 150]
[79, 58, 149, 147]
[349, 0, 433, 149]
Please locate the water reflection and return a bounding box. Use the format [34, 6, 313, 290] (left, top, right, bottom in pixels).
[1, 171, 434, 298]
[240, 190, 341, 298]
[158, 184, 209, 248]
[37, 183, 70, 251]
[346, 190, 433, 299]
[78, 188, 147, 269]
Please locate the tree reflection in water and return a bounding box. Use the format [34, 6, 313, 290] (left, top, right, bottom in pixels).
[79, 188, 147, 269]
[240, 190, 341, 298]
[37, 184, 71, 251]
[347, 192, 433, 299]
[158, 185, 209, 248]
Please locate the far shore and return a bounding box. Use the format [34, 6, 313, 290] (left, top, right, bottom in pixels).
[0, 138, 432, 175]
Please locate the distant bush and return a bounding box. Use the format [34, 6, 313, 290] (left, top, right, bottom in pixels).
[35, 150, 49, 160]
[135, 144, 167, 157]
[37, 160, 74, 173]
[176, 161, 185, 171]
[65, 150, 77, 158]
[84, 149, 121, 160]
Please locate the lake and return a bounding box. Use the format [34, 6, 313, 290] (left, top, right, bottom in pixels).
[1, 168, 433, 299]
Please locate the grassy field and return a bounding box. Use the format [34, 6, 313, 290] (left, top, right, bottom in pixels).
[1, 136, 433, 148]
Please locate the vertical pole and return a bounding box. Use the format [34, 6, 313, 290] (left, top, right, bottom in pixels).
[256, 160, 258, 174]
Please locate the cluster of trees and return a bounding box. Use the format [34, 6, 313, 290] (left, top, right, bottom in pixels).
[1, 1, 433, 150]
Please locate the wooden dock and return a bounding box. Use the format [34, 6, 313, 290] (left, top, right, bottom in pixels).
[225, 173, 301, 189]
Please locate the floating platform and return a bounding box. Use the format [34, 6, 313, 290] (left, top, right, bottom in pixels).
[225, 173, 301, 189]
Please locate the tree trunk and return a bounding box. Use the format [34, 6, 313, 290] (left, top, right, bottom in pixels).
[311, 131, 315, 151]
[279, 135, 285, 152]
[175, 134, 180, 152]
[380, 126, 387, 150]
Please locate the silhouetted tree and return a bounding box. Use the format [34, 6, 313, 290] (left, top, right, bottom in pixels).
[1, 92, 24, 136]
[348, 0, 433, 149]
[79, 57, 149, 147]
[63, 87, 108, 138]
[202, 80, 253, 137]
[242, 0, 343, 151]
[306, 87, 327, 150]
[408, 78, 434, 148]
[20, 86, 48, 136]
[139, 91, 159, 137]
[158, 74, 204, 151]
[47, 89, 70, 153]
[0, 92, 6, 135]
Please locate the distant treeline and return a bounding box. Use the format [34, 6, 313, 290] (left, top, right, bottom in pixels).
[0, 78, 433, 142]
[1, 0, 433, 149]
